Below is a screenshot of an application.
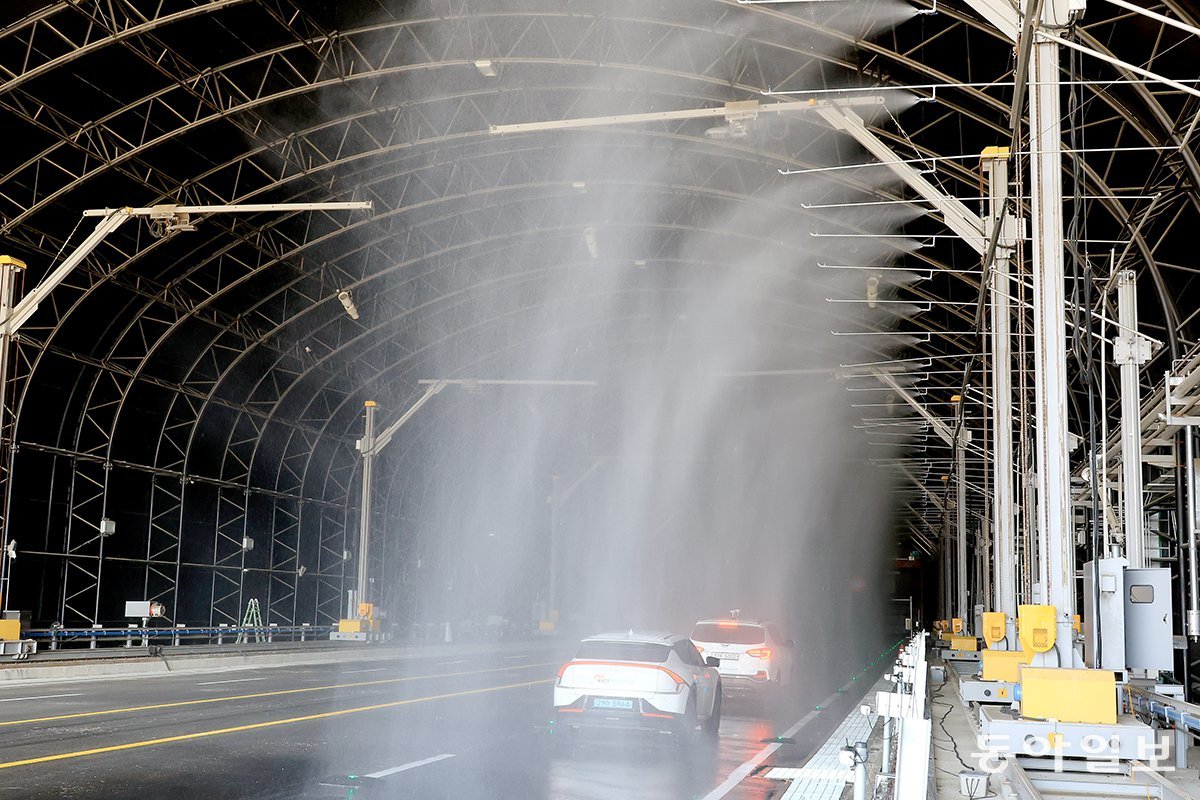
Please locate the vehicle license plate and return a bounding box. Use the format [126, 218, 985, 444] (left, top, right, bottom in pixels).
[592, 698, 635, 710]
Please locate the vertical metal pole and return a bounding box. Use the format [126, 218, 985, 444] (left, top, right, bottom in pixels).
[883, 716, 893, 774]
[355, 401, 377, 616]
[956, 438, 968, 626]
[983, 154, 1018, 631]
[0, 259, 16, 610]
[1029, 24, 1077, 663]
[942, 513, 953, 621]
[1186, 430, 1200, 639]
[1116, 271, 1147, 568]
[853, 740, 868, 800]
[548, 473, 561, 627]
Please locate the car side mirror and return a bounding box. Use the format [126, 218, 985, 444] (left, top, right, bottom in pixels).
[784, 639, 796, 648]
[705, 656, 720, 668]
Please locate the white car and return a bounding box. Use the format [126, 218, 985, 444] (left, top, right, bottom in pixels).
[690, 618, 795, 693]
[553, 631, 722, 741]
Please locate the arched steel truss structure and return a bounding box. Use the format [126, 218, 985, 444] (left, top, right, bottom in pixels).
[0, 0, 1197, 632]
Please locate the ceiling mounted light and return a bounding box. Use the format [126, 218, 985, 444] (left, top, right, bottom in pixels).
[475, 59, 499, 77]
[338, 290, 360, 320]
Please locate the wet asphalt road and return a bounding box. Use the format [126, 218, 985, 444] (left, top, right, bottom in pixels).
[0, 643, 872, 799]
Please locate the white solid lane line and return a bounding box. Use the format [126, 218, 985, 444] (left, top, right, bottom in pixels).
[196, 677, 269, 686]
[700, 678, 858, 800]
[436, 660, 467, 666]
[0, 693, 83, 703]
[502, 655, 528, 660]
[342, 668, 387, 674]
[366, 753, 456, 779]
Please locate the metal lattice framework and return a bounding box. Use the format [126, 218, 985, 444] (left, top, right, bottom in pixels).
[0, 0, 1197, 632]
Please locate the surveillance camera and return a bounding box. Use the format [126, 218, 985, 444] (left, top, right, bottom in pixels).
[337, 290, 360, 320]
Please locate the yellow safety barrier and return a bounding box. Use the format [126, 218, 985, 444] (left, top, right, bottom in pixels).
[1019, 667, 1116, 725]
[949, 636, 978, 652]
[981, 648, 1032, 682]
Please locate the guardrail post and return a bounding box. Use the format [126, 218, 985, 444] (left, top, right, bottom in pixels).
[90, 624, 101, 649]
[268, 623, 277, 643]
[173, 624, 184, 647]
[301, 623, 309, 642]
[126, 624, 136, 648]
[1176, 726, 1189, 769]
[217, 623, 227, 645]
[853, 740, 868, 800]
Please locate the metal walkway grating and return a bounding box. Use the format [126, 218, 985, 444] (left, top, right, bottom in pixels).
[766, 699, 877, 800]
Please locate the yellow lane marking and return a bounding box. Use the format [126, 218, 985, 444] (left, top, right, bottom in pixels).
[0, 678, 554, 770]
[0, 661, 557, 729]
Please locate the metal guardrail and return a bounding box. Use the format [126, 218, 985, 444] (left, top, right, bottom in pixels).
[23, 619, 544, 651]
[874, 631, 932, 800]
[28, 624, 333, 650]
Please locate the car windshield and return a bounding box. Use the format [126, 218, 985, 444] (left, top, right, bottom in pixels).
[691, 623, 766, 645]
[575, 641, 671, 663]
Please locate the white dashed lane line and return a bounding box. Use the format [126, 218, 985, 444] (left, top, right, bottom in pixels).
[0, 693, 83, 703]
[366, 753, 456, 779]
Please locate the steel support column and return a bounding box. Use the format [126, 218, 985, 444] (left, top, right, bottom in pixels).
[957, 437, 969, 627]
[983, 152, 1019, 632]
[1029, 14, 1078, 663]
[354, 401, 377, 615]
[1115, 270, 1148, 568]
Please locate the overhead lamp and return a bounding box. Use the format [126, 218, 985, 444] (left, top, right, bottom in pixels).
[474, 59, 499, 77]
[338, 290, 360, 320]
[950, 394, 962, 402]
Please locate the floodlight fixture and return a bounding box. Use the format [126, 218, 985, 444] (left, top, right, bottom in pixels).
[338, 290, 360, 320]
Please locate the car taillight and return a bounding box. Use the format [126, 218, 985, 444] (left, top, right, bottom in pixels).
[747, 647, 773, 660]
[694, 645, 704, 654]
[661, 667, 686, 685]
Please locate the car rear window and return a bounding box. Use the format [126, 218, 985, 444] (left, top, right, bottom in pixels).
[575, 641, 671, 663]
[691, 623, 765, 645]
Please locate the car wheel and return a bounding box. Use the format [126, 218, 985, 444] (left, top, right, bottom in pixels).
[703, 683, 722, 736]
[675, 692, 700, 745]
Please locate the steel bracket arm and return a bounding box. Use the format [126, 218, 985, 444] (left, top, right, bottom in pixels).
[369, 380, 448, 456]
[815, 106, 987, 253]
[961, 0, 1022, 41]
[1, 209, 132, 334]
[873, 368, 957, 446]
[901, 466, 946, 511]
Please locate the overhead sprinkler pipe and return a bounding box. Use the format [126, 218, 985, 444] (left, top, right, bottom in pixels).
[487, 96, 886, 136]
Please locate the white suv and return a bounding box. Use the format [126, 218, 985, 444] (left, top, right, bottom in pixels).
[553, 631, 722, 742]
[690, 618, 794, 693]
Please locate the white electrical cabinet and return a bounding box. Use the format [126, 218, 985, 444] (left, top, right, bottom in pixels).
[1124, 568, 1174, 671]
[1083, 557, 1127, 670]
